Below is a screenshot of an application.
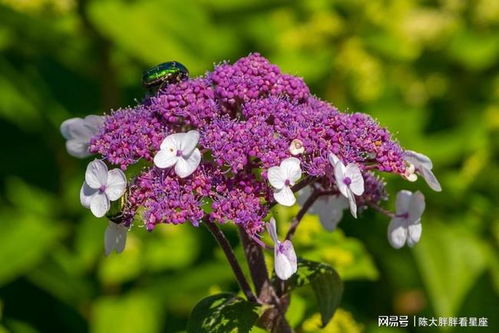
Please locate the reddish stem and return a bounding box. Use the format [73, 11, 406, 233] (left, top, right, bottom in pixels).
[205, 220, 257, 303]
[285, 189, 320, 240]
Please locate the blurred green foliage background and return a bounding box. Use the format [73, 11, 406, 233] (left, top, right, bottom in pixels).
[0, 0, 498, 332]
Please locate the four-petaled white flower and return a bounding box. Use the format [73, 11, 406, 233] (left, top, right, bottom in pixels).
[104, 221, 128, 255]
[60, 115, 104, 158]
[328, 153, 364, 218]
[388, 190, 425, 249]
[268, 157, 302, 206]
[298, 187, 349, 231]
[289, 139, 305, 155]
[404, 150, 441, 192]
[80, 159, 127, 218]
[154, 130, 201, 178]
[267, 218, 297, 280]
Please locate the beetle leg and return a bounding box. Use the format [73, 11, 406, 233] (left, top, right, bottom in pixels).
[158, 80, 169, 92]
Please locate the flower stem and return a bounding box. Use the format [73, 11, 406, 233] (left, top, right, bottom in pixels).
[285, 189, 320, 240]
[250, 234, 273, 250]
[238, 226, 271, 298]
[204, 220, 257, 303]
[368, 203, 395, 218]
[239, 227, 293, 333]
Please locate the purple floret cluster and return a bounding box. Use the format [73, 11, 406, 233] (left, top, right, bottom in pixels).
[130, 167, 211, 230]
[89, 106, 166, 168]
[89, 53, 406, 234]
[148, 78, 218, 127]
[201, 116, 289, 172]
[211, 174, 272, 235]
[209, 54, 309, 108]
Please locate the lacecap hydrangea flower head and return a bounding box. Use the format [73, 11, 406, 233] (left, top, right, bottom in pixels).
[60, 53, 441, 277]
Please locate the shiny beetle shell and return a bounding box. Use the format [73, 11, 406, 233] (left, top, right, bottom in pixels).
[142, 61, 189, 91]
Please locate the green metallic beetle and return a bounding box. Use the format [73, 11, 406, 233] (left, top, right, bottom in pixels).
[142, 61, 189, 93]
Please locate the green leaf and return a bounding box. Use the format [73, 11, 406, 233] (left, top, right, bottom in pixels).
[4, 319, 39, 333]
[88, 0, 236, 73]
[5, 177, 57, 217]
[98, 232, 143, 285]
[448, 29, 499, 71]
[287, 259, 343, 327]
[413, 221, 489, 316]
[144, 223, 199, 271]
[0, 59, 41, 129]
[146, 262, 235, 313]
[187, 293, 260, 333]
[27, 257, 93, 306]
[285, 294, 306, 327]
[294, 218, 379, 281]
[75, 216, 106, 271]
[364, 33, 420, 62]
[0, 211, 61, 285]
[92, 292, 162, 333]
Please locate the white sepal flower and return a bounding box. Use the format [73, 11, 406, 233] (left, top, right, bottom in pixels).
[154, 130, 201, 178]
[289, 139, 305, 155]
[268, 157, 302, 206]
[267, 218, 297, 280]
[104, 221, 128, 255]
[80, 159, 127, 218]
[328, 153, 340, 166]
[314, 195, 349, 231]
[404, 150, 441, 192]
[329, 153, 364, 218]
[298, 187, 349, 231]
[388, 190, 425, 249]
[60, 115, 104, 158]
